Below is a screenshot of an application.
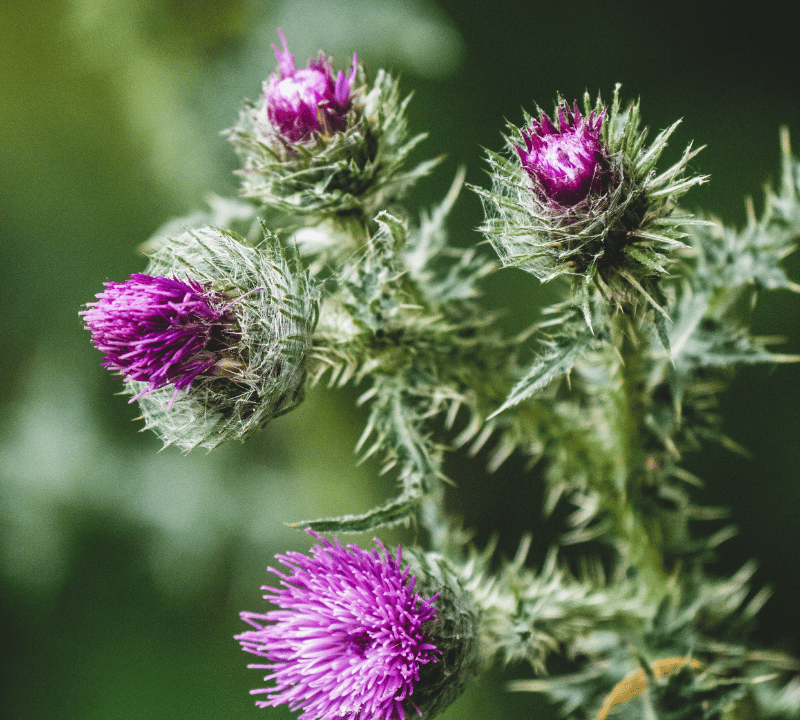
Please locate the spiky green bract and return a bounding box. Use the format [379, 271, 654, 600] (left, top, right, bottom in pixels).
[506, 557, 798, 720]
[475, 84, 707, 312]
[226, 66, 439, 223]
[130, 225, 318, 450]
[400, 548, 481, 719]
[473, 537, 652, 675]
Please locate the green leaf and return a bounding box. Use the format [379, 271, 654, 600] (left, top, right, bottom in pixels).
[648, 173, 709, 198]
[629, 229, 689, 249]
[288, 496, 417, 534]
[489, 328, 595, 418]
[634, 119, 682, 175]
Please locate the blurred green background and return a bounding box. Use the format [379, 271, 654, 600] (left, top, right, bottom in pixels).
[2, 1, 799, 718]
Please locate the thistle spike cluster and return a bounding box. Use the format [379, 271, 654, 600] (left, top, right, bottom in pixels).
[516, 102, 609, 207]
[81, 274, 237, 405]
[265, 29, 357, 143]
[236, 534, 442, 720]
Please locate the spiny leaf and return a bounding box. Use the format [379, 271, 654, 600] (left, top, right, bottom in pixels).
[625, 246, 668, 273]
[489, 328, 596, 418]
[288, 496, 417, 534]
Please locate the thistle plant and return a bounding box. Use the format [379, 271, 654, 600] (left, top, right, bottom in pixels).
[81, 30, 800, 720]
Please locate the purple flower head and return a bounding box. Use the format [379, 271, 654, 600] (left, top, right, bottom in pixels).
[264, 29, 358, 143]
[236, 533, 441, 720]
[81, 274, 238, 404]
[516, 101, 608, 207]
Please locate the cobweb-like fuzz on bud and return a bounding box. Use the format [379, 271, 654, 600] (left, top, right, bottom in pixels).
[265, 28, 357, 143]
[516, 102, 609, 207]
[125, 225, 317, 451]
[236, 534, 441, 720]
[82, 274, 237, 406]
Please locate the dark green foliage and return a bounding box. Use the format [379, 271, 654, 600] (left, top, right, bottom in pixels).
[81, 52, 800, 716]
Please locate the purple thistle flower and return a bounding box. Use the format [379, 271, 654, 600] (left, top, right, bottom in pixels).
[236, 533, 441, 720]
[264, 29, 358, 143]
[516, 101, 609, 207]
[81, 274, 237, 404]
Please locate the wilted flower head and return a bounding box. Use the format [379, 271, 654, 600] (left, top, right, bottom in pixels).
[264, 29, 357, 143]
[516, 101, 608, 207]
[236, 534, 442, 720]
[81, 274, 240, 405]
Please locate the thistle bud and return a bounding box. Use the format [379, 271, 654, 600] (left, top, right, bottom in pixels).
[236, 533, 479, 720]
[477, 86, 707, 309]
[227, 30, 436, 221]
[83, 226, 317, 450]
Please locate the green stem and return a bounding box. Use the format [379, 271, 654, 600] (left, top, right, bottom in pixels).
[609, 306, 669, 600]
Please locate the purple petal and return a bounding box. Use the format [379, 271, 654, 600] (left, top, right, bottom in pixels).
[81, 274, 235, 399]
[236, 532, 440, 720]
[518, 100, 610, 206]
[272, 28, 296, 78]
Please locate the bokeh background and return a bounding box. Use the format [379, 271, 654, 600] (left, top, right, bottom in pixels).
[2, 1, 799, 718]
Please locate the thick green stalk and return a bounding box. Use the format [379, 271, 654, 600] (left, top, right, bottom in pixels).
[607, 305, 669, 600]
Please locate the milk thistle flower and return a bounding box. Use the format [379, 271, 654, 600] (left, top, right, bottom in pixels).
[265, 29, 357, 143]
[81, 274, 240, 405]
[236, 534, 480, 720]
[237, 535, 439, 720]
[516, 102, 609, 207]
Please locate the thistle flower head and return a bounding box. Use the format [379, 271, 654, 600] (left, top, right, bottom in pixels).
[516, 102, 608, 207]
[227, 32, 435, 220]
[477, 86, 708, 312]
[81, 274, 239, 405]
[103, 226, 318, 451]
[236, 534, 441, 720]
[264, 29, 357, 143]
